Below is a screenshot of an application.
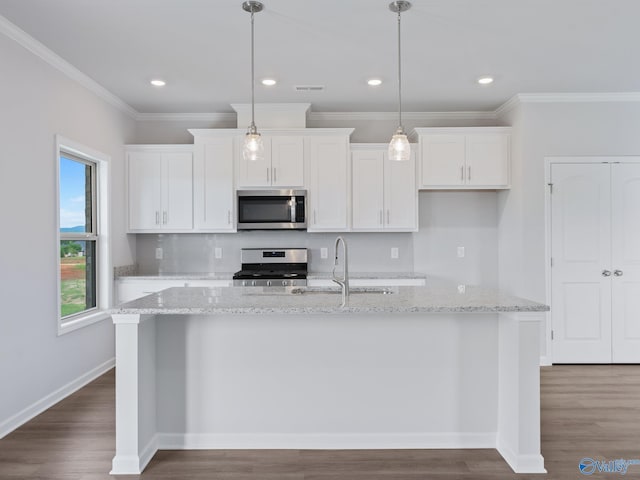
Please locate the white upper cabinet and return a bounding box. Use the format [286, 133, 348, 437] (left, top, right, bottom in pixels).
[413, 127, 511, 189]
[306, 131, 353, 232]
[190, 130, 236, 232]
[351, 145, 417, 232]
[237, 134, 304, 188]
[127, 146, 193, 232]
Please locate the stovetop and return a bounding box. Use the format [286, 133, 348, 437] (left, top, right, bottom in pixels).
[233, 248, 308, 287]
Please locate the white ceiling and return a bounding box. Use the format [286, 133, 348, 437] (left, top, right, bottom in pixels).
[1, 0, 639, 114]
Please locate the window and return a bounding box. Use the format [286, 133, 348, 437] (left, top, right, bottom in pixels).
[56, 136, 110, 334]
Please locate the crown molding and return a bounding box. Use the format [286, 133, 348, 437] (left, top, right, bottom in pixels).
[135, 112, 237, 123]
[0, 14, 138, 118]
[309, 111, 497, 122]
[495, 92, 640, 117]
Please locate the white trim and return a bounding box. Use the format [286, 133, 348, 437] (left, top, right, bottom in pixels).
[56, 135, 112, 335]
[156, 432, 497, 450]
[496, 438, 547, 474]
[0, 358, 114, 439]
[135, 112, 236, 123]
[0, 15, 137, 118]
[309, 111, 498, 122]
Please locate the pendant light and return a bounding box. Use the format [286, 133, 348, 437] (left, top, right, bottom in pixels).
[388, 1, 411, 161]
[242, 1, 264, 161]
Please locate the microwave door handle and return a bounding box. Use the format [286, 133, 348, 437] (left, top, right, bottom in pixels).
[290, 197, 296, 222]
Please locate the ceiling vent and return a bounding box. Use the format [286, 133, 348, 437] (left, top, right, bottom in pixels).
[295, 85, 325, 92]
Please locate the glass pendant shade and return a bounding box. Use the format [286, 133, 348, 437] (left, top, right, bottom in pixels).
[388, 127, 410, 161]
[243, 126, 264, 161]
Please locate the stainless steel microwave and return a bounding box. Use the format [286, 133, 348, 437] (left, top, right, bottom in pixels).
[237, 190, 307, 230]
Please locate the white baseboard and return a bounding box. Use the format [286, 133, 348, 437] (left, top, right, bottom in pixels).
[497, 438, 547, 473]
[111, 434, 158, 475]
[157, 432, 497, 450]
[0, 358, 115, 439]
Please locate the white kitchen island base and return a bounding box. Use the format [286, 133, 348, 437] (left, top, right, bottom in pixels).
[110, 293, 546, 475]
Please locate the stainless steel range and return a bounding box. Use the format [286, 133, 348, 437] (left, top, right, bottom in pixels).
[233, 248, 308, 287]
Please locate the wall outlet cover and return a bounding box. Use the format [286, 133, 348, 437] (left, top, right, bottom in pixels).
[391, 247, 399, 259]
[320, 247, 328, 259]
[214, 247, 223, 259]
[457, 246, 465, 258]
[155, 247, 163, 260]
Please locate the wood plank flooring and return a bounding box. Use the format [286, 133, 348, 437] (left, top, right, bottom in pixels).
[1, 365, 639, 479]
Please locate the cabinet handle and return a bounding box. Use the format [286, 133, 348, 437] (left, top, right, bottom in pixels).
[266, 167, 270, 183]
[468, 166, 471, 181]
[314, 210, 317, 225]
[379, 210, 383, 225]
[602, 270, 612, 277]
[163, 211, 167, 224]
[387, 210, 390, 224]
[273, 167, 277, 183]
[614, 269, 624, 277]
[227, 210, 231, 225]
[460, 166, 464, 182]
[155, 211, 160, 225]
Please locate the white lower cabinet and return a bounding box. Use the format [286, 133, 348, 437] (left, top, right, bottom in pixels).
[306, 131, 353, 231]
[351, 144, 417, 231]
[127, 146, 194, 232]
[116, 279, 232, 304]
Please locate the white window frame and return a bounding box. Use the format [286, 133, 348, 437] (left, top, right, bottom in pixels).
[56, 135, 111, 335]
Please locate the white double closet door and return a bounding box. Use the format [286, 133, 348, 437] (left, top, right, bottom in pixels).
[551, 160, 640, 363]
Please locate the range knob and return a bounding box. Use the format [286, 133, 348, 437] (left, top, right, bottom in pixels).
[267, 280, 272, 286]
[282, 280, 288, 286]
[242, 280, 247, 287]
[251, 280, 256, 286]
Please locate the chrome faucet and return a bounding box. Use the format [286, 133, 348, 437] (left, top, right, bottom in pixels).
[332, 236, 349, 306]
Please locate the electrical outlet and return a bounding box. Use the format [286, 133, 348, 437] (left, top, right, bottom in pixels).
[457, 284, 466, 294]
[320, 247, 328, 259]
[391, 247, 399, 259]
[457, 246, 465, 258]
[155, 247, 163, 260]
[214, 247, 223, 259]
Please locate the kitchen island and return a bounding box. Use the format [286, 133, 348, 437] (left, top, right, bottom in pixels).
[110, 285, 548, 475]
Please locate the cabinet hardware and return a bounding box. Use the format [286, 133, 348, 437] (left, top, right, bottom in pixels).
[227, 210, 231, 225]
[602, 270, 612, 277]
[460, 166, 464, 182]
[387, 209, 390, 224]
[273, 167, 277, 183]
[163, 211, 167, 224]
[468, 166, 471, 181]
[266, 167, 270, 183]
[155, 211, 160, 225]
[379, 210, 383, 225]
[614, 269, 624, 277]
[548, 183, 553, 194]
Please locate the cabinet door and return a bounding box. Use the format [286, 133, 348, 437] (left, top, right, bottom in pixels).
[465, 134, 509, 187]
[237, 136, 272, 187]
[420, 135, 465, 187]
[128, 152, 162, 230]
[611, 163, 640, 362]
[194, 138, 235, 231]
[307, 136, 349, 231]
[384, 150, 417, 230]
[271, 136, 304, 187]
[161, 152, 193, 230]
[352, 150, 384, 230]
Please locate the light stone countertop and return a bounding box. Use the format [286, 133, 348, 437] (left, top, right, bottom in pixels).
[110, 285, 549, 315]
[116, 272, 426, 281]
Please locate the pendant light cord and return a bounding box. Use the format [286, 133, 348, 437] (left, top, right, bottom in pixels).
[397, 8, 403, 130]
[250, 9, 256, 130]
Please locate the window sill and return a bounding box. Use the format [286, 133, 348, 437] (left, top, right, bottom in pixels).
[58, 310, 111, 336]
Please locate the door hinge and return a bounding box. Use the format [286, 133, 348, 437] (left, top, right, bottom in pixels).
[548, 182, 553, 194]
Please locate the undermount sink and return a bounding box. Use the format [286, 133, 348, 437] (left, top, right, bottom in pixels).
[290, 287, 395, 295]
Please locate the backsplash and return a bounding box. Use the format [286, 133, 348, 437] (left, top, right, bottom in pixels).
[135, 231, 414, 275]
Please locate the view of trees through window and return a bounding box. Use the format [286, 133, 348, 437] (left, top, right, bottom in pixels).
[59, 154, 97, 318]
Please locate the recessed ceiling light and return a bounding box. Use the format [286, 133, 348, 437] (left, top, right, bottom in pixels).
[368, 78, 383, 86]
[477, 76, 494, 85]
[261, 78, 276, 86]
[150, 79, 166, 87]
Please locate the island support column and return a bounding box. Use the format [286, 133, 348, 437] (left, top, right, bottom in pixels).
[110, 314, 157, 475]
[497, 312, 546, 473]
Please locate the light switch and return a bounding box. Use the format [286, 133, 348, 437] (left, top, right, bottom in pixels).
[391, 247, 399, 259]
[320, 247, 328, 259]
[214, 247, 223, 259]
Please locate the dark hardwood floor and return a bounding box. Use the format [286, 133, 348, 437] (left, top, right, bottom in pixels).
[1, 365, 639, 479]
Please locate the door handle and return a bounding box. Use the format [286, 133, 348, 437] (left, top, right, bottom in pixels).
[273, 167, 277, 183]
[614, 270, 624, 277]
[266, 167, 270, 183]
[386, 209, 390, 224]
[227, 210, 231, 225]
[468, 166, 471, 181]
[155, 211, 160, 225]
[460, 165, 464, 182]
[602, 270, 612, 277]
[163, 211, 167, 225]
